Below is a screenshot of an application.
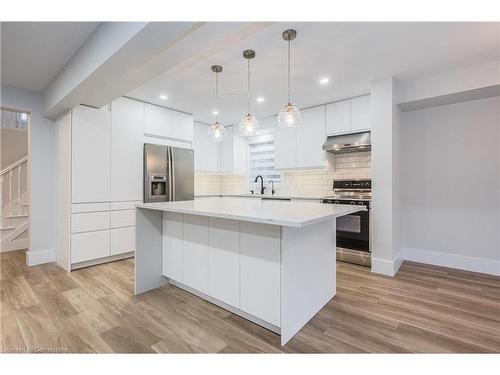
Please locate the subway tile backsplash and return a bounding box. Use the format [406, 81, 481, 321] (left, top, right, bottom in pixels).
[195, 151, 371, 197]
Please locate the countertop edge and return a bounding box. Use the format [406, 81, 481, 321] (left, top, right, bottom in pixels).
[136, 202, 365, 228]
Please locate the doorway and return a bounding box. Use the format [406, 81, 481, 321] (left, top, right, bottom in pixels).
[0, 107, 30, 255]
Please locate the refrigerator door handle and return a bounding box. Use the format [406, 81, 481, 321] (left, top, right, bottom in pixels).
[166, 147, 173, 201]
[170, 147, 176, 201]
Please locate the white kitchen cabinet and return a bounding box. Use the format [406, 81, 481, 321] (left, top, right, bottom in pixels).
[325, 99, 350, 135]
[144, 103, 194, 142]
[110, 226, 135, 256]
[71, 106, 111, 203]
[110, 209, 135, 228]
[162, 212, 184, 282]
[111, 97, 143, 202]
[170, 110, 194, 142]
[240, 221, 281, 326]
[296, 106, 326, 168]
[350, 95, 371, 132]
[71, 230, 110, 264]
[182, 214, 209, 293]
[208, 218, 240, 307]
[71, 212, 110, 234]
[193, 122, 220, 173]
[219, 126, 247, 175]
[144, 103, 170, 139]
[274, 125, 296, 170]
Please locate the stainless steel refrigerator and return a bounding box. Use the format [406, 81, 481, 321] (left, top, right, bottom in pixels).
[143, 143, 194, 203]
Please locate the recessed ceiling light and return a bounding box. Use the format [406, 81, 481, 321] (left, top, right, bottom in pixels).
[159, 94, 168, 100]
[319, 78, 329, 85]
[212, 110, 219, 115]
[256, 97, 265, 103]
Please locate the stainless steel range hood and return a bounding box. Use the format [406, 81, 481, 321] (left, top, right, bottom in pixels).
[322, 131, 371, 153]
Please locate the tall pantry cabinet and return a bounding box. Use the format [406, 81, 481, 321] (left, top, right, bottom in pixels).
[55, 98, 143, 271]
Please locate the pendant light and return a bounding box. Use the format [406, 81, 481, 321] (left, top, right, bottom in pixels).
[239, 49, 259, 136]
[278, 29, 301, 128]
[208, 64, 227, 142]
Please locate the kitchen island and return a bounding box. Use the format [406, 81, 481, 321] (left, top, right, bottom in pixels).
[135, 197, 364, 345]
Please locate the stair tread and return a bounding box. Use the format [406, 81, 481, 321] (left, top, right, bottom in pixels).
[5, 214, 28, 218]
[0, 226, 15, 230]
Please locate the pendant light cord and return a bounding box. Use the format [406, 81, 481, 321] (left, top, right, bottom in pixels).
[215, 71, 219, 122]
[247, 59, 251, 115]
[287, 36, 291, 104]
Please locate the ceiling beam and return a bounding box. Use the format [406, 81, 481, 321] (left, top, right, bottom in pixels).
[43, 21, 272, 119]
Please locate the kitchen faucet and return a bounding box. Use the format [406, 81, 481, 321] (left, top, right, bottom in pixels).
[254, 175, 265, 195]
[269, 180, 275, 195]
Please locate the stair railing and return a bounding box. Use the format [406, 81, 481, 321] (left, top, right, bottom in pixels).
[1, 155, 28, 211]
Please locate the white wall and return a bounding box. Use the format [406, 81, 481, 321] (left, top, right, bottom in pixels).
[401, 96, 500, 275]
[1, 84, 56, 265]
[370, 78, 403, 276]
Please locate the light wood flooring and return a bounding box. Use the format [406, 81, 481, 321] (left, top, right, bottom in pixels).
[1, 249, 499, 353]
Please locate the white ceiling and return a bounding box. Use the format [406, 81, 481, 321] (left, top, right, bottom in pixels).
[128, 22, 500, 125]
[1, 22, 99, 92]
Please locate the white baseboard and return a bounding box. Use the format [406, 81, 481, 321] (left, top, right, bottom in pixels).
[371, 248, 404, 277]
[404, 247, 500, 276]
[26, 248, 55, 266]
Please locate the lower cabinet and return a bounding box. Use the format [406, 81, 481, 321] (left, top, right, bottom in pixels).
[69, 202, 137, 267]
[71, 230, 110, 264]
[182, 214, 209, 294]
[240, 222, 281, 326]
[161, 213, 281, 327]
[208, 218, 240, 307]
[162, 212, 184, 281]
[110, 227, 135, 256]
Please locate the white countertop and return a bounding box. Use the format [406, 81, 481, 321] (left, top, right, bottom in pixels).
[136, 197, 365, 227]
[196, 193, 322, 201]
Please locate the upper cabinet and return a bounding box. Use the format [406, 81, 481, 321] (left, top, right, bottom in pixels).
[72, 106, 111, 203]
[144, 103, 193, 142]
[193, 122, 220, 173]
[325, 95, 371, 135]
[350, 95, 371, 132]
[274, 125, 296, 170]
[219, 126, 247, 175]
[325, 100, 350, 135]
[110, 97, 144, 202]
[144, 103, 170, 138]
[296, 106, 326, 169]
[275, 107, 326, 170]
[170, 109, 194, 142]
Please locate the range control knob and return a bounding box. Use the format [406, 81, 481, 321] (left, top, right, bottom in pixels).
[334, 201, 340, 204]
[358, 202, 364, 205]
[350, 201, 356, 205]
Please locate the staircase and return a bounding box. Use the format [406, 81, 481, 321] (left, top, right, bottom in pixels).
[1, 156, 29, 252]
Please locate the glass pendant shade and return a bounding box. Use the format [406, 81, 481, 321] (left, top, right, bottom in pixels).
[278, 103, 301, 128]
[239, 113, 259, 136]
[208, 121, 226, 142]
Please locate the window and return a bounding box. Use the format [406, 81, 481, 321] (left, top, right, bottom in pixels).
[1, 109, 29, 130]
[247, 133, 281, 185]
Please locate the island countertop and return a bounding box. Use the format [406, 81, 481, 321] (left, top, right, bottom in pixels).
[136, 197, 365, 227]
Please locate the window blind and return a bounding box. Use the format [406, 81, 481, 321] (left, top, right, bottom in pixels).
[247, 134, 281, 184]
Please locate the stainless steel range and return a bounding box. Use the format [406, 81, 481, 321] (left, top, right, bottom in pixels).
[322, 179, 372, 267]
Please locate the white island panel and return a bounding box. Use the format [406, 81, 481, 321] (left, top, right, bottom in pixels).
[240, 222, 281, 327]
[208, 218, 240, 308]
[183, 214, 209, 294]
[162, 212, 184, 281]
[280, 218, 337, 345]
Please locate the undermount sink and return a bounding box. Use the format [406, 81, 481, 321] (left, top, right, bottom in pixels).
[260, 196, 291, 201]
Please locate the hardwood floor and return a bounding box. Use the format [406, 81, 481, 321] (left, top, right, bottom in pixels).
[1, 249, 499, 353]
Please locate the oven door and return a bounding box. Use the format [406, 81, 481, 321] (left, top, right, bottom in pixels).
[336, 209, 369, 252]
